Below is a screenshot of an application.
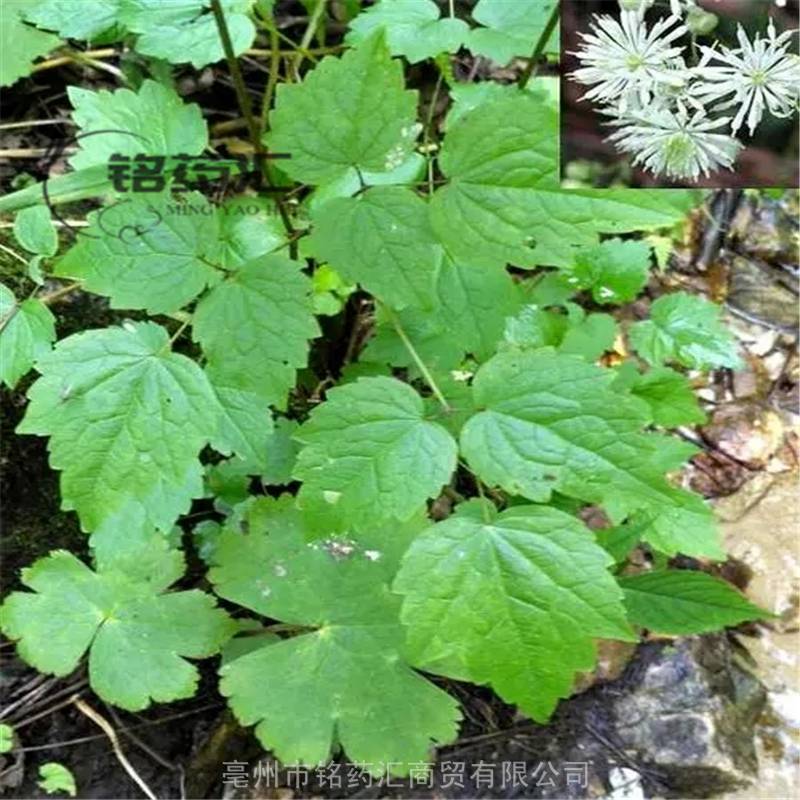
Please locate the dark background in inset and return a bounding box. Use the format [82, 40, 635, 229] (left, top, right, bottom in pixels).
[561, 0, 800, 188]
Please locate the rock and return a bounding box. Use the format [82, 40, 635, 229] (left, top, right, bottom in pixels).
[702, 402, 784, 468]
[716, 474, 800, 800]
[717, 473, 799, 626]
[611, 635, 767, 797]
[607, 766, 645, 799]
[727, 256, 798, 331]
[730, 197, 799, 266]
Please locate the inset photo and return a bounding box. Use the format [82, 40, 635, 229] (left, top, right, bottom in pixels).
[561, 0, 800, 188]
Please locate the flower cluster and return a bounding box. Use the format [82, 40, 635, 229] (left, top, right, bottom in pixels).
[569, 0, 800, 182]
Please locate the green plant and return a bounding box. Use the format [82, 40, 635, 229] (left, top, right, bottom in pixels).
[0, 0, 768, 777]
[37, 762, 77, 797]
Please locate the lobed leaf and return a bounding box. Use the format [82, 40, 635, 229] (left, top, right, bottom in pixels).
[0, 549, 233, 710]
[346, 0, 468, 64]
[467, 0, 559, 64]
[460, 349, 723, 558]
[395, 502, 633, 721]
[269, 31, 418, 184]
[430, 93, 699, 269]
[192, 255, 320, 410]
[309, 187, 441, 310]
[210, 497, 460, 772]
[0, 0, 60, 87]
[293, 377, 457, 533]
[630, 291, 742, 370]
[55, 192, 223, 314]
[67, 79, 207, 170]
[0, 284, 56, 389]
[17, 321, 220, 533]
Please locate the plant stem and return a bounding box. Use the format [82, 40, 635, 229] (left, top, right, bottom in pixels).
[69, 50, 128, 82]
[0, 119, 72, 131]
[475, 480, 492, 522]
[168, 317, 192, 347]
[0, 242, 28, 266]
[423, 72, 444, 195]
[31, 48, 118, 73]
[246, 46, 340, 57]
[73, 697, 158, 800]
[39, 281, 82, 306]
[260, 25, 281, 131]
[209, 0, 296, 250]
[294, 0, 328, 74]
[210, 0, 261, 149]
[382, 304, 451, 412]
[518, 1, 559, 89]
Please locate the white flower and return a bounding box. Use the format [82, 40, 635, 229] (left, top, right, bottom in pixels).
[690, 21, 800, 134]
[669, 0, 698, 16]
[606, 104, 742, 180]
[569, 11, 690, 110]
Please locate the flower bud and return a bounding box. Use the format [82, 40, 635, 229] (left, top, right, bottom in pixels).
[618, 0, 652, 11]
[686, 7, 719, 35]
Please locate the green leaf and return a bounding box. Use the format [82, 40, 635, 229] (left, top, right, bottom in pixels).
[522, 270, 576, 306]
[394, 503, 633, 721]
[618, 570, 769, 634]
[17, 321, 220, 533]
[364, 258, 522, 371]
[22, 0, 119, 39]
[208, 381, 273, 470]
[120, 0, 256, 68]
[467, 0, 559, 64]
[294, 376, 457, 532]
[0, 549, 233, 710]
[307, 152, 426, 213]
[270, 31, 418, 183]
[206, 458, 252, 509]
[211, 497, 460, 772]
[430, 93, 699, 269]
[67, 79, 207, 170]
[630, 291, 742, 370]
[624, 366, 706, 427]
[502, 305, 568, 351]
[566, 238, 652, 304]
[0, 724, 13, 754]
[428, 258, 522, 361]
[193, 255, 320, 409]
[311, 264, 355, 316]
[0, 1, 60, 87]
[89, 519, 186, 590]
[459, 349, 723, 558]
[261, 417, 300, 485]
[309, 187, 441, 310]
[13, 205, 57, 256]
[0, 285, 56, 389]
[502, 303, 616, 362]
[595, 519, 648, 564]
[218, 198, 287, 268]
[362, 303, 465, 375]
[55, 192, 223, 314]
[0, 164, 117, 214]
[346, 0, 468, 64]
[446, 80, 557, 129]
[559, 306, 616, 361]
[37, 763, 76, 797]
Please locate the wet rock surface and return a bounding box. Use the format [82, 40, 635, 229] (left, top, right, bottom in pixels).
[718, 475, 800, 800]
[609, 636, 766, 798]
